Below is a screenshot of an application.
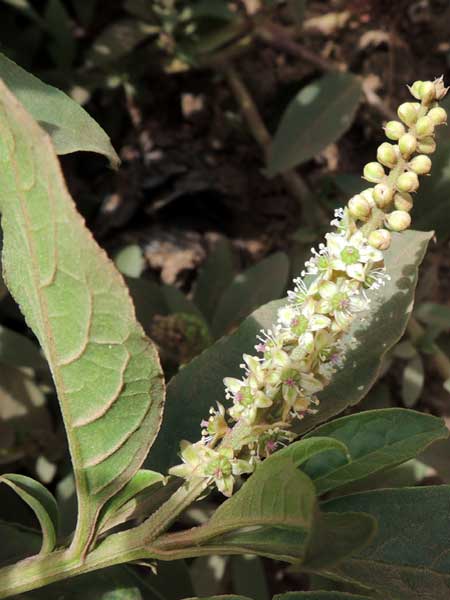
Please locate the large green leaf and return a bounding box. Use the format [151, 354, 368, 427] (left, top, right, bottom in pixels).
[0, 53, 119, 166]
[207, 510, 375, 567]
[295, 229, 433, 434]
[97, 469, 165, 534]
[148, 230, 431, 474]
[302, 409, 448, 494]
[302, 512, 376, 570]
[322, 486, 450, 600]
[211, 252, 289, 338]
[267, 73, 361, 176]
[0, 474, 58, 555]
[0, 81, 165, 545]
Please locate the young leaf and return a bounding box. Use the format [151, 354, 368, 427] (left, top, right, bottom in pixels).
[193, 237, 235, 323]
[274, 593, 373, 600]
[415, 302, 450, 330]
[44, 0, 76, 69]
[0, 520, 41, 563]
[154, 455, 319, 563]
[183, 597, 251, 600]
[174, 455, 316, 547]
[275, 436, 349, 467]
[401, 355, 424, 407]
[231, 555, 270, 600]
[302, 409, 448, 494]
[161, 284, 206, 320]
[0, 81, 165, 549]
[0, 474, 58, 554]
[0, 324, 47, 371]
[322, 486, 450, 600]
[1, 0, 42, 24]
[86, 19, 156, 68]
[213, 526, 309, 562]
[115, 244, 145, 278]
[0, 53, 119, 166]
[147, 230, 431, 474]
[211, 252, 289, 338]
[97, 469, 165, 534]
[267, 73, 361, 176]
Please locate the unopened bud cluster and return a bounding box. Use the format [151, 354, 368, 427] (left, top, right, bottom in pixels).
[169, 78, 448, 496]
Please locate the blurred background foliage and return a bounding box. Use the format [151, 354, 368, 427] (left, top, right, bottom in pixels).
[1, 0, 450, 597]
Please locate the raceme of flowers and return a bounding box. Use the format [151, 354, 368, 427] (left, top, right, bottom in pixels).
[169, 77, 448, 497]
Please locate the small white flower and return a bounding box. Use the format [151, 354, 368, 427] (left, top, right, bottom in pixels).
[325, 231, 383, 281]
[277, 305, 299, 327]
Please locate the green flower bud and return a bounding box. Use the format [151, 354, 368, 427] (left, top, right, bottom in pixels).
[415, 116, 435, 138]
[373, 183, 393, 208]
[418, 81, 436, 104]
[397, 102, 420, 126]
[417, 136, 436, 154]
[409, 154, 432, 175]
[385, 120, 406, 141]
[398, 133, 417, 157]
[394, 191, 413, 212]
[397, 171, 419, 193]
[427, 106, 447, 125]
[368, 229, 391, 250]
[386, 210, 411, 232]
[363, 162, 385, 183]
[348, 194, 371, 220]
[377, 142, 398, 168]
[409, 81, 423, 100]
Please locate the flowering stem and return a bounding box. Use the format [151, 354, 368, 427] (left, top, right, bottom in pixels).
[169, 77, 448, 499]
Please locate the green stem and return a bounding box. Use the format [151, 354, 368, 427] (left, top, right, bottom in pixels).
[0, 530, 143, 599]
[133, 478, 209, 544]
[0, 479, 207, 598]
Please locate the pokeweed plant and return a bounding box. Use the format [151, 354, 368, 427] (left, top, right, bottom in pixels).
[0, 73, 449, 600]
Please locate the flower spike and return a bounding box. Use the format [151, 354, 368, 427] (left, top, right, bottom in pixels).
[169, 78, 448, 496]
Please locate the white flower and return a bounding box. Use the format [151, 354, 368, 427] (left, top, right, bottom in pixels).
[315, 279, 369, 332]
[324, 231, 383, 281]
[277, 305, 299, 327]
[169, 440, 215, 480]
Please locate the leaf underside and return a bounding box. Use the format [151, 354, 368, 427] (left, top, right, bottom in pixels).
[0, 81, 165, 522]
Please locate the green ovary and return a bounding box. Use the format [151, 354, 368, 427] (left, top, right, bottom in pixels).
[340, 246, 360, 264]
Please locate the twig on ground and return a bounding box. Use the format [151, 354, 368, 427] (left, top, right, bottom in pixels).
[223, 62, 320, 226]
[257, 22, 395, 122]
